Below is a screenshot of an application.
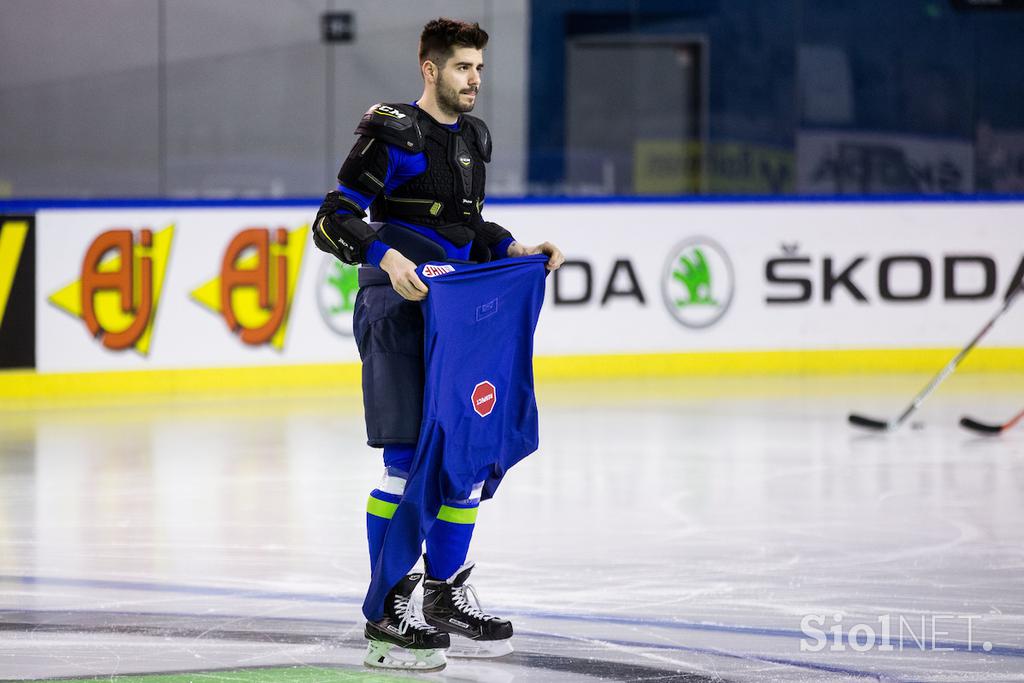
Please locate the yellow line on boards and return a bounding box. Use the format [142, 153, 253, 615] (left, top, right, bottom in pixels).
[0, 364, 363, 401]
[533, 347, 1024, 379]
[0, 348, 1021, 402]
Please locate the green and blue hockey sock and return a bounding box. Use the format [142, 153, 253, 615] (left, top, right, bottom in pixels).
[424, 481, 484, 581]
[366, 466, 408, 570]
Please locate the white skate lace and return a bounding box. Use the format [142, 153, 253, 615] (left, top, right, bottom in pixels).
[452, 583, 500, 622]
[393, 593, 432, 635]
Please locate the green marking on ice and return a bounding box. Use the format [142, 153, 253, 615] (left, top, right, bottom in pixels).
[38, 665, 409, 683]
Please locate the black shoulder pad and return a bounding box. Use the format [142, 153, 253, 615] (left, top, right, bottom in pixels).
[355, 103, 424, 152]
[461, 114, 492, 162]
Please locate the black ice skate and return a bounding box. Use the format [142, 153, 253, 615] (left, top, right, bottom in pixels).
[422, 561, 514, 658]
[363, 572, 450, 671]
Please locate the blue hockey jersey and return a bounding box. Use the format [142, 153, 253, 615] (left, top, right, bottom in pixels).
[363, 254, 549, 621]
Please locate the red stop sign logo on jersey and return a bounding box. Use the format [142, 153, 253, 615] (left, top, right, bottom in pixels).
[471, 381, 496, 417]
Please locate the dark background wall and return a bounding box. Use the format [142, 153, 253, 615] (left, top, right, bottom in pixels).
[2, 1, 1022, 199]
[528, 0, 1024, 195]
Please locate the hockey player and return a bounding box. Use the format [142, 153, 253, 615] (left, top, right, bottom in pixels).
[312, 17, 563, 672]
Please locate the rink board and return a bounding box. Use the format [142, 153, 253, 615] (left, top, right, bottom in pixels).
[1, 200, 1022, 395]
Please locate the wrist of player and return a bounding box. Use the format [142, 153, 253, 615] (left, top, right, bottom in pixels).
[381, 249, 428, 301]
[506, 241, 527, 257]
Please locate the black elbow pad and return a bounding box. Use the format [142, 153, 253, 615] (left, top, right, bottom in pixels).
[312, 191, 378, 264]
[474, 220, 513, 247]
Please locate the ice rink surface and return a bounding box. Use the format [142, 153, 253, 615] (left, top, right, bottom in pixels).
[1, 373, 1022, 682]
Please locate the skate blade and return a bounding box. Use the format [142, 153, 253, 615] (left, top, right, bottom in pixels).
[363, 640, 447, 671]
[447, 634, 514, 659]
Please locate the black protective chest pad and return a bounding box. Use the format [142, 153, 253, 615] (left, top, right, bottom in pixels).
[454, 134, 476, 198]
[380, 110, 490, 241]
[422, 121, 483, 209]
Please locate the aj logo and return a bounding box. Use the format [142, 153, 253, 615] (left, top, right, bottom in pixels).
[192, 226, 307, 348]
[661, 237, 734, 329]
[49, 227, 174, 354]
[0, 219, 30, 330]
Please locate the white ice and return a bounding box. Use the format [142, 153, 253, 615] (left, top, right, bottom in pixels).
[1, 373, 1022, 681]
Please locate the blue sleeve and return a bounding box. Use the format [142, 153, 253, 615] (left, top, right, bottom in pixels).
[364, 240, 389, 267]
[335, 145, 427, 267]
[491, 236, 515, 259]
[384, 146, 428, 193]
[335, 184, 371, 209]
[335, 143, 424, 208]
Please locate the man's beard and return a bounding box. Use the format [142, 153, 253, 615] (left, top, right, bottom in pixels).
[436, 71, 477, 116]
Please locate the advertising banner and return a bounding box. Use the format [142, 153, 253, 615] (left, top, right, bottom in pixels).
[797, 130, 974, 195]
[0, 215, 35, 369]
[634, 141, 794, 195]
[976, 124, 1024, 193]
[36, 209, 360, 373]
[34, 202, 1024, 373]
[485, 202, 1024, 355]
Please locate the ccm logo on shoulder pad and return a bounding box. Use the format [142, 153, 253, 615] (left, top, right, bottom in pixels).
[422, 264, 456, 278]
[375, 105, 407, 120]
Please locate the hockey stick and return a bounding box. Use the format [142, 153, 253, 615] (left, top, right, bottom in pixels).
[849, 281, 1024, 432]
[959, 407, 1024, 435]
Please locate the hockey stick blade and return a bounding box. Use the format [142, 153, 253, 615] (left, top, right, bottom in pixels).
[959, 407, 1024, 435]
[958, 416, 1003, 434]
[849, 281, 1024, 434]
[848, 413, 891, 431]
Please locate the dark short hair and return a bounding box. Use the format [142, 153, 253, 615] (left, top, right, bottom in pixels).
[419, 18, 488, 67]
